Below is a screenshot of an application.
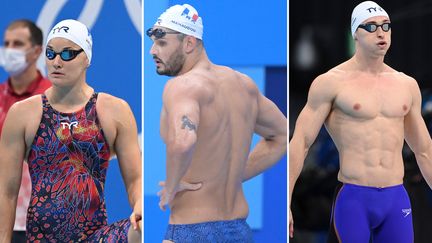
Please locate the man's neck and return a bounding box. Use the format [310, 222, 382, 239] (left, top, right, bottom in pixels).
[9, 65, 39, 95]
[353, 51, 386, 74]
[178, 49, 210, 76]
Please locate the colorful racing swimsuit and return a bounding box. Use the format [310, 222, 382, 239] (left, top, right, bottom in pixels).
[26, 93, 130, 242]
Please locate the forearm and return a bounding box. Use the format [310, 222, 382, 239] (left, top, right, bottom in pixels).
[0, 196, 17, 242]
[126, 176, 142, 209]
[243, 137, 287, 182]
[415, 148, 432, 189]
[0, 232, 12, 243]
[165, 146, 194, 194]
[288, 138, 308, 205]
[0, 161, 21, 242]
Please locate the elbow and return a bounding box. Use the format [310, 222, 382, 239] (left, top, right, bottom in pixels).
[267, 132, 287, 153]
[281, 133, 288, 149]
[289, 134, 311, 157]
[277, 134, 288, 154]
[414, 143, 432, 165]
[4, 178, 20, 200]
[166, 138, 196, 156]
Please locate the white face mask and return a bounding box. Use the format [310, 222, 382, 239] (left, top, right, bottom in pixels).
[0, 47, 29, 77]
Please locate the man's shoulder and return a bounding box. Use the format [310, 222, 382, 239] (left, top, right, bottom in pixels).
[0, 79, 9, 92]
[392, 71, 416, 82]
[304, 69, 344, 104]
[163, 73, 212, 99]
[33, 77, 52, 94]
[214, 65, 260, 95]
[310, 69, 343, 89]
[381, 66, 417, 85]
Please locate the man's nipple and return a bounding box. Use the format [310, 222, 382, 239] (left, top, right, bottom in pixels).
[353, 103, 361, 111]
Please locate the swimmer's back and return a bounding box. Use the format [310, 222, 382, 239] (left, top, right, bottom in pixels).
[164, 64, 259, 224]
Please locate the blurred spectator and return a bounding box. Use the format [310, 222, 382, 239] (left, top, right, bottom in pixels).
[0, 19, 51, 243]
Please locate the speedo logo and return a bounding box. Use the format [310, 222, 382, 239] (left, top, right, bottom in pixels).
[402, 208, 411, 218]
[61, 121, 78, 130]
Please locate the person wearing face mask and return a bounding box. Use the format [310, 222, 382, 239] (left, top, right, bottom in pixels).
[0, 19, 51, 243]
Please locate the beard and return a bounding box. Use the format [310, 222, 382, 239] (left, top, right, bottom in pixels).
[156, 46, 185, 77]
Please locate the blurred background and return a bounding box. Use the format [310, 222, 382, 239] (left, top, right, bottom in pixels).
[290, 0, 432, 242]
[144, 0, 287, 242]
[0, 0, 142, 224]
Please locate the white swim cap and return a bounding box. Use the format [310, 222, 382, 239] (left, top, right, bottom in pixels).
[154, 4, 203, 40]
[46, 19, 93, 64]
[351, 1, 389, 38]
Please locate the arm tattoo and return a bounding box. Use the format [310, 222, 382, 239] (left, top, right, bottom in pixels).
[181, 115, 197, 132]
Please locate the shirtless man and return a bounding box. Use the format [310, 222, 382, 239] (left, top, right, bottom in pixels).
[147, 4, 287, 242]
[289, 1, 432, 242]
[0, 19, 141, 242]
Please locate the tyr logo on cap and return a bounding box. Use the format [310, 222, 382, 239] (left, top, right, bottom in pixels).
[181, 7, 199, 23]
[366, 7, 384, 13]
[52, 26, 69, 34]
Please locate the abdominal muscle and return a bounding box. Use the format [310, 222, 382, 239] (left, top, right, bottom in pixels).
[326, 111, 406, 187]
[337, 149, 405, 187]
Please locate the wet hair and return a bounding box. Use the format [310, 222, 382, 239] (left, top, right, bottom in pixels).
[7, 19, 43, 46]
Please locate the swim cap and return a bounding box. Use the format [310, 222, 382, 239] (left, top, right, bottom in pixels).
[351, 1, 389, 38]
[154, 4, 203, 40]
[46, 19, 93, 64]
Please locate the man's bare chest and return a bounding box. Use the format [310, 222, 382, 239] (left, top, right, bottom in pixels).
[333, 79, 412, 119]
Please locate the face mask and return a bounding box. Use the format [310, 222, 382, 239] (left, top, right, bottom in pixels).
[0, 47, 29, 77]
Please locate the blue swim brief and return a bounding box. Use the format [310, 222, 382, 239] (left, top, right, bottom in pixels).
[327, 183, 413, 243]
[164, 218, 254, 243]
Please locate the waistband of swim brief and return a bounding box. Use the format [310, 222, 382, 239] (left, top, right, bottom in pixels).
[168, 218, 247, 226]
[342, 182, 403, 191]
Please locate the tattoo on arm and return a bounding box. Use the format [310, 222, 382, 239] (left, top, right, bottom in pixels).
[181, 115, 197, 132]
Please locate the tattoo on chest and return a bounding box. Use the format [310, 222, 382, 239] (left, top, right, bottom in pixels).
[181, 115, 196, 131]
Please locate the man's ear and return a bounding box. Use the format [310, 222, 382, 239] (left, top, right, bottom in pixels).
[30, 45, 43, 62]
[184, 36, 197, 54]
[34, 45, 43, 56]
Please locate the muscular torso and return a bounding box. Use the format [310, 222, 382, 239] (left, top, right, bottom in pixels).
[324, 65, 413, 187]
[160, 65, 259, 224]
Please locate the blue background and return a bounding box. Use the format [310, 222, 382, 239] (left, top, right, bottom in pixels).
[0, 0, 142, 224]
[144, 0, 287, 242]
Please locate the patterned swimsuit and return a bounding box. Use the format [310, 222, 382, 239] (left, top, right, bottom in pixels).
[26, 93, 130, 242]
